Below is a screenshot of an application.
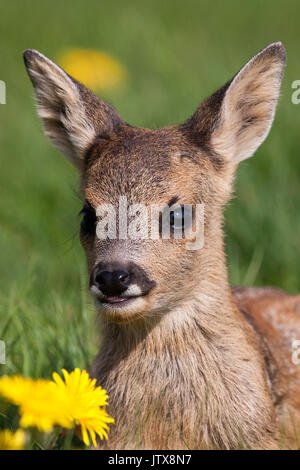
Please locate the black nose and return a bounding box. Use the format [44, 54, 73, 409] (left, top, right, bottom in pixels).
[91, 261, 156, 298]
[94, 269, 130, 296]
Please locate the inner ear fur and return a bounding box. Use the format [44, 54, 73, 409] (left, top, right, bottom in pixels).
[184, 42, 286, 164]
[23, 49, 123, 169]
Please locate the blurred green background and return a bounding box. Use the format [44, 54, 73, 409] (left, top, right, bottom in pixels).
[0, 0, 300, 383]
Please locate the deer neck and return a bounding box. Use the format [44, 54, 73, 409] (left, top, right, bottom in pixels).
[92, 249, 276, 449]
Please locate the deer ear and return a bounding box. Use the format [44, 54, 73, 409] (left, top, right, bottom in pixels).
[186, 42, 286, 164]
[23, 49, 123, 169]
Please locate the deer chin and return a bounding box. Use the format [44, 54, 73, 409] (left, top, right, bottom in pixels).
[94, 294, 152, 323]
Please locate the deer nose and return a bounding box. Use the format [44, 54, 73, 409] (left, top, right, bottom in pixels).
[94, 269, 130, 296]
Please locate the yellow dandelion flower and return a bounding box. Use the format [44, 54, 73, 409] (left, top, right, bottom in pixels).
[57, 48, 127, 92]
[0, 369, 114, 446]
[52, 368, 114, 446]
[0, 375, 71, 432]
[0, 429, 25, 450]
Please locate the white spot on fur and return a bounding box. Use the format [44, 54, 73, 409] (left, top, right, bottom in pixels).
[124, 284, 142, 297]
[90, 285, 105, 299]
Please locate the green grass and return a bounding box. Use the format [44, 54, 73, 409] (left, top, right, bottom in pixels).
[0, 0, 300, 430]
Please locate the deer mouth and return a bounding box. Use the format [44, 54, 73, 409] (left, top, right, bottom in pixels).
[89, 280, 156, 320]
[90, 286, 153, 322]
[90, 282, 152, 309]
[101, 295, 141, 306]
[90, 289, 146, 309]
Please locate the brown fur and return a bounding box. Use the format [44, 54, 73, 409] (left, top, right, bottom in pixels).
[23, 42, 300, 449]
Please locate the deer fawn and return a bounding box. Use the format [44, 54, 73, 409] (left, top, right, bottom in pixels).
[24, 42, 300, 449]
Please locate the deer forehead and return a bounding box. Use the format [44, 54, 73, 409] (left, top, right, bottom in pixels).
[81, 126, 218, 206]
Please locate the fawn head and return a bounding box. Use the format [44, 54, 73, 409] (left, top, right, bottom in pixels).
[24, 43, 285, 324]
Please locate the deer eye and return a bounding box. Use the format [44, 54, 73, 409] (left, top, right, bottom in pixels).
[80, 202, 96, 235]
[170, 205, 193, 233]
[160, 204, 193, 237]
[169, 206, 185, 229]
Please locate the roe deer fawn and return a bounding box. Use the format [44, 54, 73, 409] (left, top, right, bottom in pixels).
[24, 42, 300, 449]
